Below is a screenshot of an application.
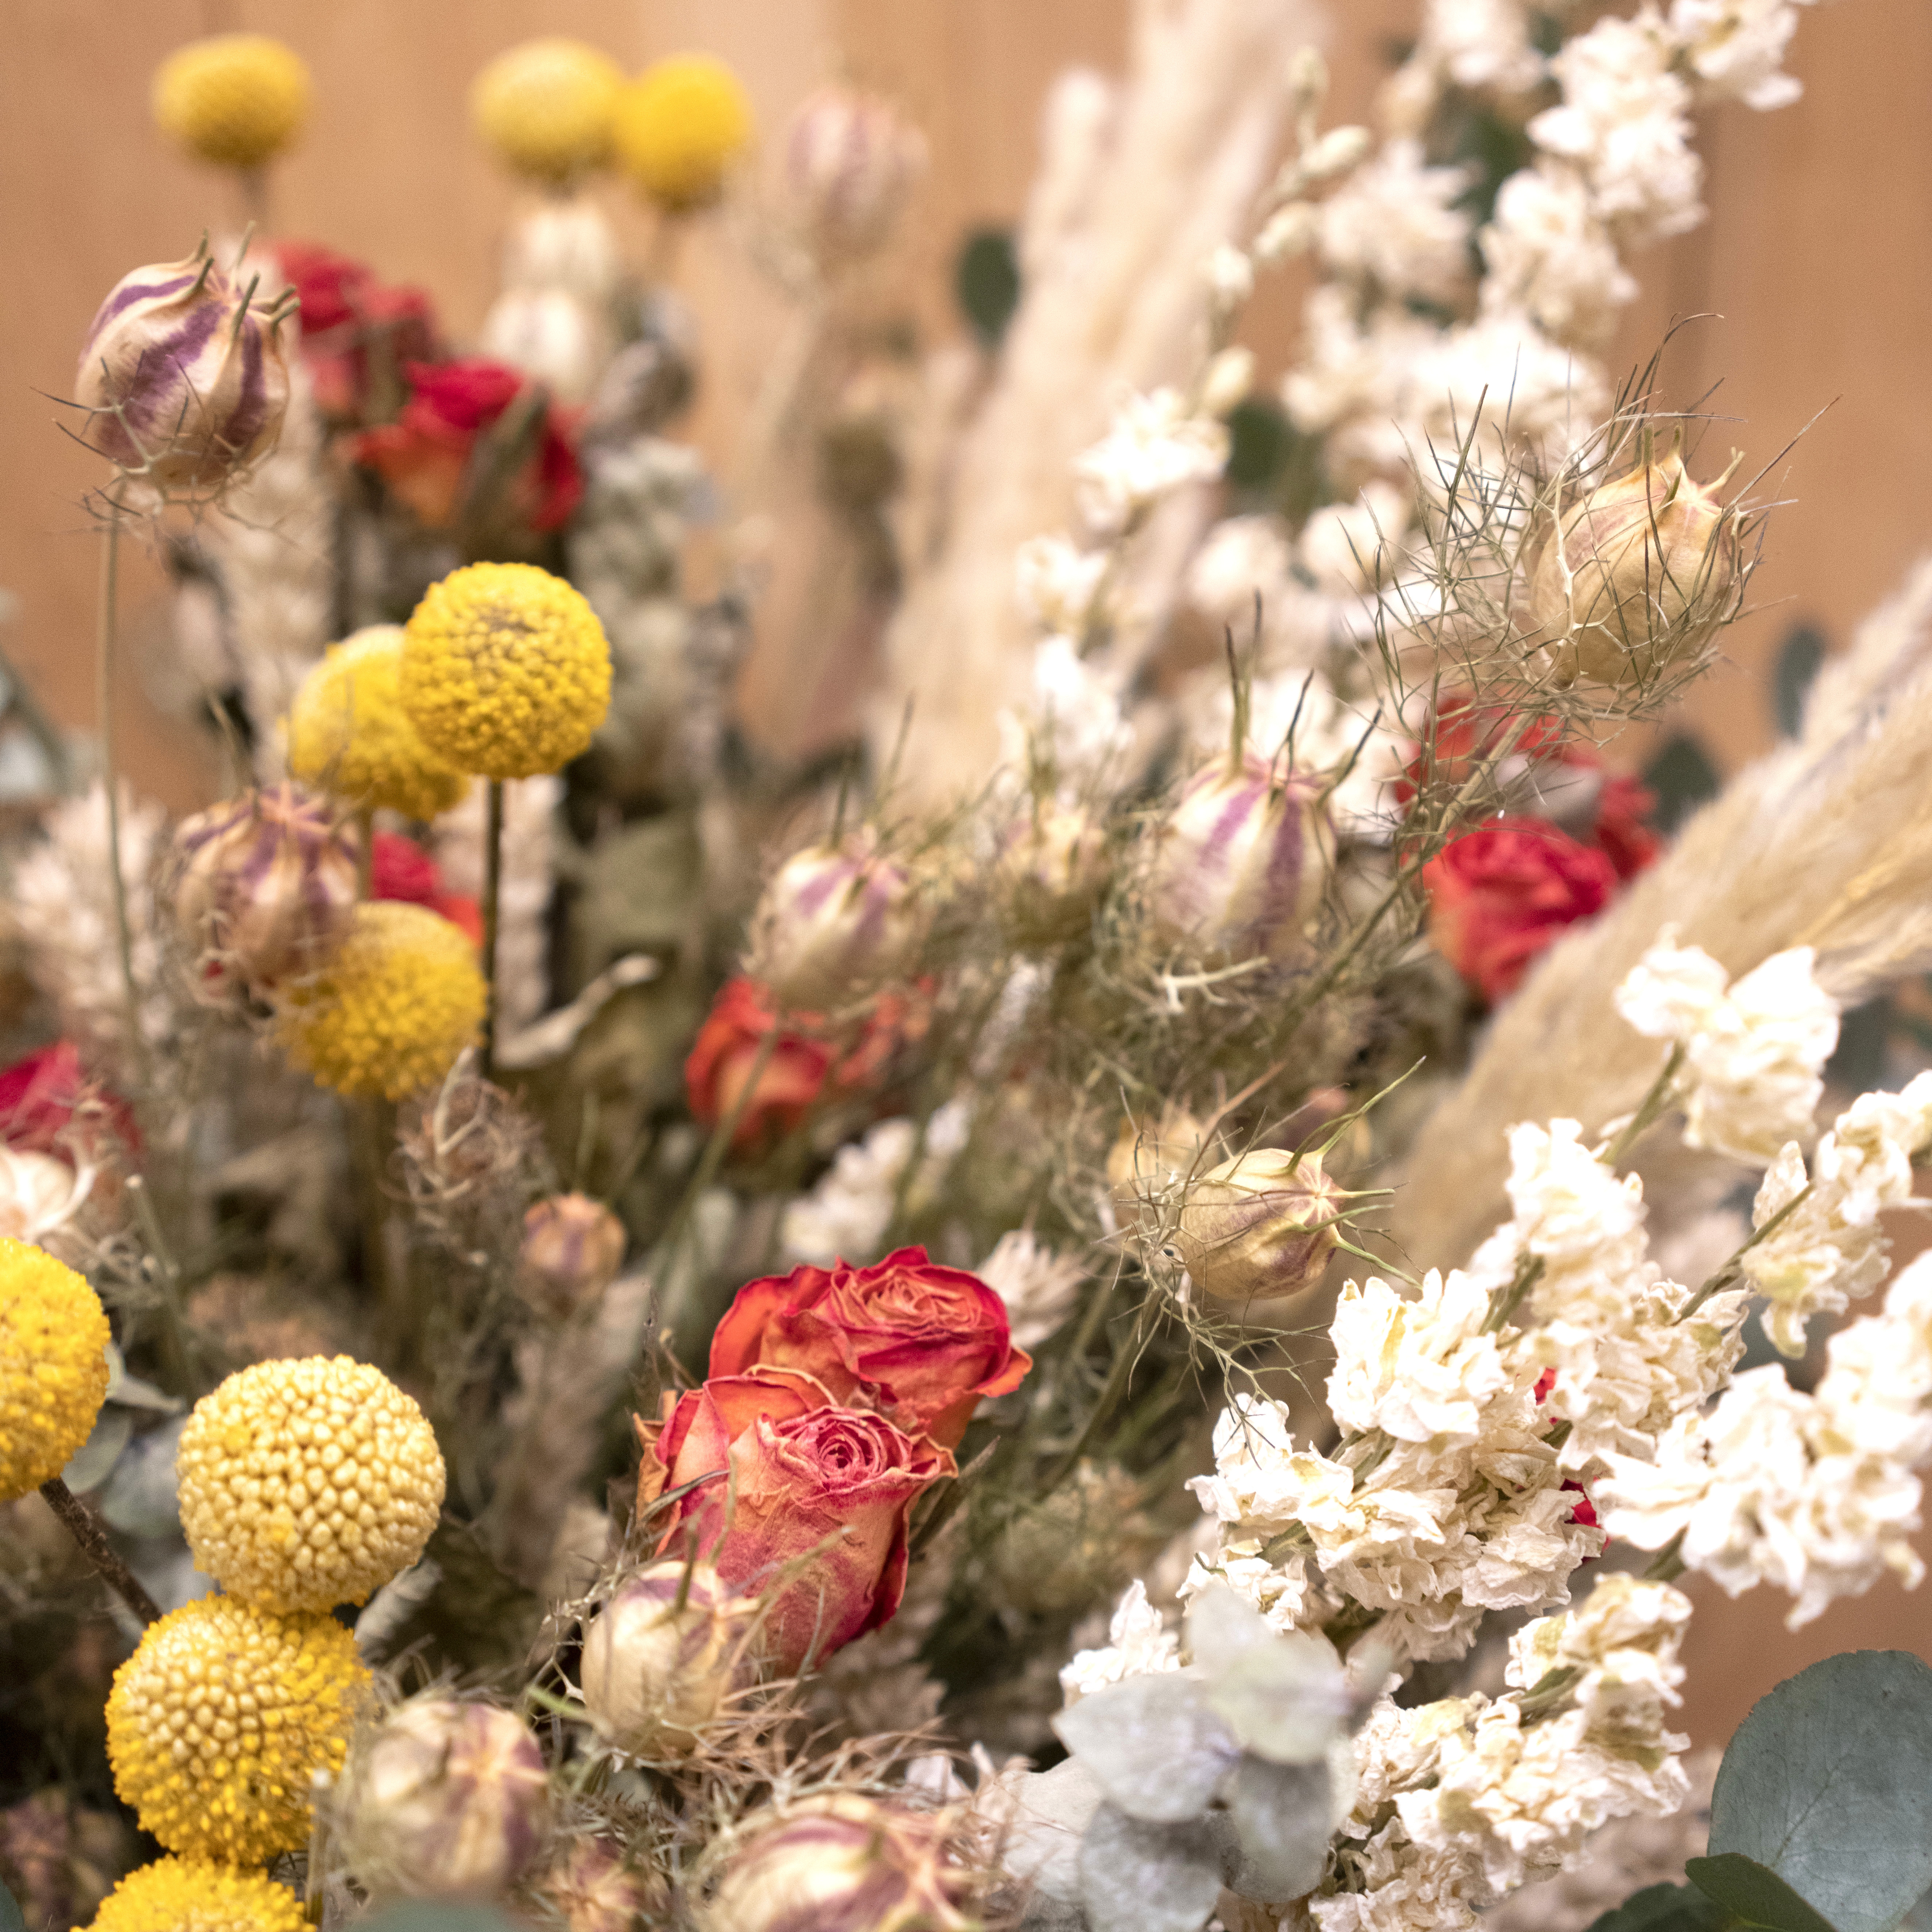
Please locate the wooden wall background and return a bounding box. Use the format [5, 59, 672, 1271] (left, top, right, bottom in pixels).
[3, 0, 1930, 1746]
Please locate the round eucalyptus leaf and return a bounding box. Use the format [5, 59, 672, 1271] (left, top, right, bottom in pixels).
[1078, 1801, 1224, 1932]
[1053, 1673, 1238, 1822]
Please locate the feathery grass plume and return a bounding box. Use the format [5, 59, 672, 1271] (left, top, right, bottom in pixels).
[1397, 554, 1932, 1267]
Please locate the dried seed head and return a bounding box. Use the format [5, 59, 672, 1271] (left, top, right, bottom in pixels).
[994, 801, 1109, 949]
[517, 1193, 627, 1315]
[1175, 1146, 1343, 1304]
[1107, 1106, 1215, 1241]
[782, 85, 928, 263]
[744, 833, 928, 1011]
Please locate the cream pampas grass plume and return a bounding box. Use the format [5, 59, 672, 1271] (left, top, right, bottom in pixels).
[1398, 557, 1932, 1266]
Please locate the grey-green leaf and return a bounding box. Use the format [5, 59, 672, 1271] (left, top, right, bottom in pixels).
[1584, 1881, 1731, 1932]
[1206, 1635, 1352, 1765]
[1186, 1582, 1273, 1676]
[0, 1878, 25, 1932]
[1709, 1650, 1932, 1932]
[99, 1416, 187, 1537]
[1687, 1854, 1841, 1932]
[1053, 1674, 1237, 1823]
[1226, 1755, 1332, 1902]
[1079, 1801, 1224, 1932]
[61, 1404, 131, 1493]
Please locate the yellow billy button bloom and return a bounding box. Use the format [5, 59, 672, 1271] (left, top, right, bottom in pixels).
[401, 563, 612, 781]
[0, 1237, 111, 1503]
[107, 1597, 369, 1865]
[279, 901, 485, 1102]
[151, 34, 311, 171]
[87, 1856, 306, 1932]
[176, 1355, 445, 1613]
[613, 54, 754, 212]
[472, 38, 624, 183]
[288, 626, 469, 822]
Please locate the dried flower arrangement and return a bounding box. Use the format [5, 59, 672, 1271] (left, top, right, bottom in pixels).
[7, 4, 1932, 1932]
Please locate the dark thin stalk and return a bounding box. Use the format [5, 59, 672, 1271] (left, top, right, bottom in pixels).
[39, 1475, 161, 1624]
[480, 778, 504, 1077]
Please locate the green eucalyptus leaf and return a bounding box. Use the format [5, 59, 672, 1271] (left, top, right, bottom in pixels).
[61, 1404, 132, 1493]
[1774, 624, 1826, 738]
[1052, 1674, 1237, 1823]
[1206, 1635, 1352, 1765]
[1641, 731, 1720, 835]
[1709, 1650, 1932, 1932]
[956, 228, 1021, 349]
[1226, 1755, 1332, 1902]
[1078, 1800, 1223, 1932]
[1583, 1881, 1730, 1932]
[99, 1416, 187, 1537]
[1687, 1854, 1840, 1932]
[0, 1878, 25, 1932]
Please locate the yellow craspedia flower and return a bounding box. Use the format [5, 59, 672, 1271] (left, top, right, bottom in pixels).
[613, 53, 754, 212]
[107, 1597, 369, 1864]
[177, 1355, 446, 1613]
[153, 34, 311, 172]
[0, 1237, 111, 1505]
[287, 625, 469, 822]
[88, 1856, 305, 1932]
[472, 37, 624, 183]
[279, 901, 484, 1102]
[401, 562, 611, 780]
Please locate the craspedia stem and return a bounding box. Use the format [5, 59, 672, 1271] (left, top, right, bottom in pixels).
[39, 1475, 162, 1625]
[96, 504, 144, 1072]
[481, 777, 504, 1077]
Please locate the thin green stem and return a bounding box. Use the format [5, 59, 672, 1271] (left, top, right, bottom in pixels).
[96, 506, 143, 1070]
[480, 779, 504, 1078]
[355, 805, 374, 900]
[1600, 1043, 1687, 1171]
[123, 1175, 199, 1398]
[1674, 1182, 1812, 1324]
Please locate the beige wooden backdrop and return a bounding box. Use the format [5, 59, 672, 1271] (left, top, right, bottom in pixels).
[3, 0, 1931, 1744]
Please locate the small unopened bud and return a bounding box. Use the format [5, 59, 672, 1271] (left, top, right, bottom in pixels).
[1302, 124, 1371, 181]
[701, 1794, 976, 1932]
[517, 1192, 626, 1315]
[1107, 1106, 1213, 1237]
[745, 833, 927, 1010]
[76, 240, 292, 495]
[578, 1562, 758, 1758]
[1200, 345, 1255, 418]
[1175, 1147, 1342, 1303]
[1529, 447, 1744, 687]
[533, 1835, 669, 1932]
[784, 86, 929, 263]
[1254, 201, 1320, 266]
[170, 783, 357, 1001]
[342, 1699, 549, 1900]
[996, 803, 1109, 949]
[1147, 752, 1329, 964]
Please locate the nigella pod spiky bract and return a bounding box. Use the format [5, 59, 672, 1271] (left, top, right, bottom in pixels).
[744, 830, 928, 1011]
[75, 238, 292, 495]
[1146, 749, 1330, 964]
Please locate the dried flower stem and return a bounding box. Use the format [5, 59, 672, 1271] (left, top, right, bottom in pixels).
[124, 1174, 200, 1398]
[355, 805, 374, 900]
[1674, 1182, 1813, 1324]
[38, 1474, 161, 1625]
[1599, 1044, 1687, 1169]
[95, 502, 144, 1071]
[481, 778, 505, 1078]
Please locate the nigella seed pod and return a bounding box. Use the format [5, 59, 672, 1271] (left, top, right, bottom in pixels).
[340, 1699, 549, 1900]
[744, 833, 927, 1011]
[578, 1562, 759, 1758]
[1146, 751, 1329, 964]
[1175, 1147, 1343, 1304]
[76, 240, 292, 495]
[534, 1836, 670, 1931]
[517, 1192, 627, 1316]
[783, 85, 928, 264]
[1107, 1105, 1214, 1241]
[995, 802, 1109, 949]
[701, 1794, 977, 1932]
[1529, 445, 1744, 688]
[170, 783, 357, 1002]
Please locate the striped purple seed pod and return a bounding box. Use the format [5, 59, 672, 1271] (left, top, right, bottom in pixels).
[1147, 750, 1330, 964]
[75, 240, 291, 494]
[170, 783, 357, 1002]
[782, 85, 928, 264]
[745, 832, 927, 1011]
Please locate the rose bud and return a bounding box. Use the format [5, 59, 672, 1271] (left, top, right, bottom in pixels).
[1174, 1146, 1344, 1303]
[1529, 444, 1744, 688]
[517, 1192, 627, 1316]
[532, 1836, 669, 1932]
[1146, 751, 1329, 964]
[744, 834, 927, 1012]
[170, 783, 357, 1001]
[995, 802, 1109, 949]
[782, 85, 928, 264]
[703, 1793, 977, 1932]
[1107, 1106, 1214, 1239]
[341, 1699, 549, 1900]
[578, 1561, 759, 1758]
[76, 239, 292, 495]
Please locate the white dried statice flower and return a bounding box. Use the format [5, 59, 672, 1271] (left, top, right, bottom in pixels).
[12, 782, 171, 1063]
[780, 1102, 972, 1267]
[1317, 139, 1474, 307]
[1669, 0, 1815, 110]
[1480, 164, 1639, 350]
[997, 634, 1134, 790]
[977, 1229, 1086, 1348]
[434, 776, 559, 1032]
[1530, 10, 1704, 244]
[1070, 387, 1229, 538]
[1328, 1270, 1517, 1444]
[1185, 513, 1304, 656]
[1058, 1580, 1181, 1703]
[1205, 241, 1255, 311]
[1740, 1073, 1932, 1353]
[1416, 0, 1547, 96]
[1616, 933, 1839, 1165]
[1299, 483, 1410, 600]
[1014, 534, 1109, 638]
